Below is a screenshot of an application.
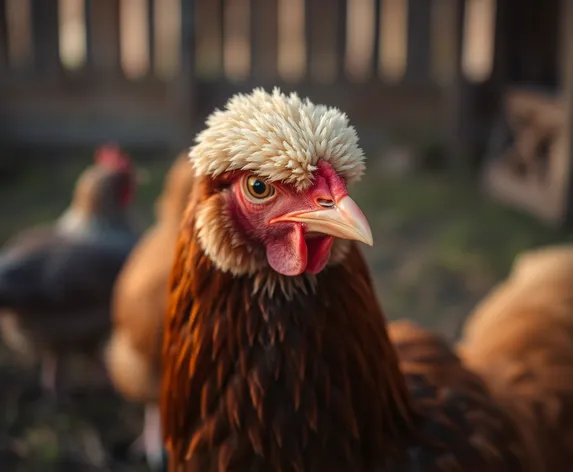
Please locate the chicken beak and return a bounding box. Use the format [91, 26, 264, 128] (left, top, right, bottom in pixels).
[273, 195, 374, 246]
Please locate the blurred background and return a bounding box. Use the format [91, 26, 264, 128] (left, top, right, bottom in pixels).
[0, 0, 572, 470]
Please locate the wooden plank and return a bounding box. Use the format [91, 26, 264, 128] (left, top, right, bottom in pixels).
[87, 0, 121, 76]
[336, 0, 347, 80]
[441, 0, 475, 172]
[561, 0, 573, 223]
[0, 0, 7, 73]
[304, 0, 313, 79]
[404, 0, 431, 82]
[170, 0, 196, 148]
[85, 0, 93, 66]
[147, 0, 155, 74]
[30, 0, 60, 77]
[306, 0, 347, 82]
[195, 0, 223, 78]
[371, 0, 381, 78]
[250, 0, 278, 80]
[482, 161, 563, 225]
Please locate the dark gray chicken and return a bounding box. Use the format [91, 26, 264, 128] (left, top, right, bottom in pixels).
[0, 145, 139, 397]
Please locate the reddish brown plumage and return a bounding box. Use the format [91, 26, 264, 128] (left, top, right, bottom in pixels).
[106, 152, 195, 406]
[160, 175, 534, 472]
[105, 153, 195, 468]
[458, 245, 573, 472]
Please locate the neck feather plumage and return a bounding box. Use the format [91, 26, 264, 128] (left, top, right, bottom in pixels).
[161, 215, 417, 471]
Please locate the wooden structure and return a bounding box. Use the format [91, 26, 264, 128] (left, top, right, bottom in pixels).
[7, 0, 573, 226]
[482, 0, 573, 225]
[0, 0, 476, 153]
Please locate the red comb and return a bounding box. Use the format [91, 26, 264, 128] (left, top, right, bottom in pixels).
[94, 144, 132, 170]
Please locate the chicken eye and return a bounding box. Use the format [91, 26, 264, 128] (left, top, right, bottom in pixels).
[244, 175, 275, 201]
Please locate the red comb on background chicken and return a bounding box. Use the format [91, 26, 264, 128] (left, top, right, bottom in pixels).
[161, 88, 548, 471]
[95, 143, 131, 167]
[93, 144, 136, 206]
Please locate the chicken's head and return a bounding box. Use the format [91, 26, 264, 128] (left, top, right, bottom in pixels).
[72, 145, 136, 218]
[189, 88, 372, 278]
[95, 143, 132, 173]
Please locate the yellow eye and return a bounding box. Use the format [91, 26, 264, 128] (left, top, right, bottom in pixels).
[245, 175, 275, 201]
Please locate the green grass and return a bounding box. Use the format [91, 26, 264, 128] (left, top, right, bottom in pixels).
[352, 173, 567, 337]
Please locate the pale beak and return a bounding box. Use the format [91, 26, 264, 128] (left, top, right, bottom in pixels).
[271, 195, 374, 246]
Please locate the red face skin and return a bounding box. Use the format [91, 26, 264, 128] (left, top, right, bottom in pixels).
[94, 144, 135, 206]
[227, 160, 350, 276]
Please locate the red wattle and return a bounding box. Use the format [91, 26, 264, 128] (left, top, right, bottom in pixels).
[265, 225, 334, 276]
[266, 224, 307, 276]
[305, 235, 334, 274]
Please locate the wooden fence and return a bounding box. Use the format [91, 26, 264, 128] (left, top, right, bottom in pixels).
[0, 0, 493, 154]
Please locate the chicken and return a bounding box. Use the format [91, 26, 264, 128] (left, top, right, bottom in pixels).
[160, 88, 558, 471]
[105, 152, 195, 470]
[458, 244, 573, 471]
[0, 145, 139, 398]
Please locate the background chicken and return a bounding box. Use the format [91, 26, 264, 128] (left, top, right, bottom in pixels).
[0, 145, 139, 400]
[105, 152, 195, 470]
[159, 88, 566, 471]
[458, 243, 573, 471]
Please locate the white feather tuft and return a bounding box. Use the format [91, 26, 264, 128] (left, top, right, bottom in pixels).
[189, 88, 366, 189]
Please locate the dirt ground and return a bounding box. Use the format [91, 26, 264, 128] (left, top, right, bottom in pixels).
[0, 149, 568, 471]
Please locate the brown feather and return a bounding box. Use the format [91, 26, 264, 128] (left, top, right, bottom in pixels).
[390, 320, 539, 471]
[459, 245, 573, 471]
[161, 174, 540, 471]
[162, 176, 417, 471]
[105, 152, 195, 404]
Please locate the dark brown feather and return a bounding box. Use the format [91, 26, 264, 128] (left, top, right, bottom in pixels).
[162, 177, 417, 471]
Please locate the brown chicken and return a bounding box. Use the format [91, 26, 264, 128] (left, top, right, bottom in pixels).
[458, 244, 573, 472]
[105, 152, 195, 470]
[0, 145, 139, 398]
[160, 88, 570, 471]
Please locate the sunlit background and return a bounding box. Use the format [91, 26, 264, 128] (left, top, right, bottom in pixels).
[0, 0, 571, 470]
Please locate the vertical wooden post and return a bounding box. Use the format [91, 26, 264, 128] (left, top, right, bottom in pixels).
[194, 0, 223, 78]
[336, 0, 347, 80]
[488, 0, 508, 95]
[404, 0, 431, 82]
[147, 0, 155, 76]
[304, 0, 313, 81]
[85, 0, 93, 68]
[442, 0, 474, 172]
[30, 0, 60, 77]
[371, 0, 382, 79]
[0, 0, 7, 73]
[250, 0, 278, 80]
[304, 0, 343, 83]
[87, 0, 121, 77]
[171, 0, 195, 148]
[560, 0, 573, 223]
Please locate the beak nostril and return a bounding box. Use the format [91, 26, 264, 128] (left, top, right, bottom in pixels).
[316, 198, 335, 208]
